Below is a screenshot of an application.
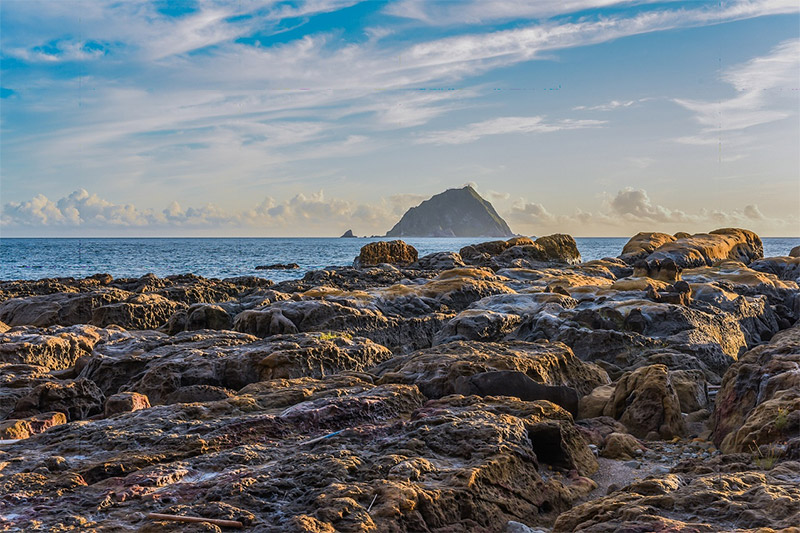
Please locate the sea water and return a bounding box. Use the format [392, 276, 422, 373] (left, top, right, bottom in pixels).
[1, 237, 797, 283]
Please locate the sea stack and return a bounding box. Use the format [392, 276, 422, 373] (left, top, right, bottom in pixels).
[385, 185, 514, 238]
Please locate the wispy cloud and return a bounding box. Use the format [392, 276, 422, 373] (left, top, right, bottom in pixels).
[673, 38, 799, 133]
[416, 116, 606, 145]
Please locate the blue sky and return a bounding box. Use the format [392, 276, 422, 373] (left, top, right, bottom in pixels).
[1, 0, 798, 237]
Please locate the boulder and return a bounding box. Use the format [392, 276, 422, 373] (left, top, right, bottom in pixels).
[354, 241, 418, 268]
[791, 245, 800, 257]
[602, 364, 686, 439]
[578, 384, 615, 419]
[600, 432, 644, 460]
[619, 232, 677, 264]
[669, 369, 708, 413]
[12, 378, 105, 421]
[413, 251, 466, 270]
[644, 228, 763, 269]
[104, 392, 151, 417]
[164, 303, 233, 334]
[533, 234, 582, 265]
[0, 411, 67, 440]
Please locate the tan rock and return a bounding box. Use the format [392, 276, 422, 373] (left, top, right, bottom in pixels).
[0, 411, 67, 439]
[602, 364, 686, 439]
[104, 392, 151, 417]
[600, 432, 644, 460]
[713, 323, 800, 452]
[354, 240, 418, 267]
[578, 384, 615, 419]
[619, 232, 677, 264]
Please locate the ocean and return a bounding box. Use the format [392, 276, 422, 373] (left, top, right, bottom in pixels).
[1, 237, 798, 283]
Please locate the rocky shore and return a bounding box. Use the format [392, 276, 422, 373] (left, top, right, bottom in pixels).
[0, 228, 798, 532]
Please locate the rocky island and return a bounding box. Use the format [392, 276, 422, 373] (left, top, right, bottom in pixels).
[385, 185, 514, 238]
[0, 228, 799, 532]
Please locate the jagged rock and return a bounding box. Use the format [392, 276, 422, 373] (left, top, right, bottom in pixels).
[713, 323, 800, 453]
[750, 255, 800, 282]
[12, 378, 105, 421]
[233, 299, 452, 352]
[385, 185, 513, 238]
[0, 289, 132, 327]
[165, 385, 235, 404]
[354, 240, 418, 268]
[91, 293, 185, 330]
[78, 330, 392, 405]
[0, 411, 67, 439]
[553, 461, 800, 532]
[0, 324, 126, 370]
[164, 303, 233, 334]
[413, 251, 466, 270]
[374, 340, 609, 399]
[534, 234, 582, 265]
[255, 263, 300, 270]
[0, 363, 56, 420]
[340, 229, 356, 238]
[104, 392, 151, 417]
[602, 364, 686, 439]
[619, 232, 677, 264]
[433, 308, 523, 344]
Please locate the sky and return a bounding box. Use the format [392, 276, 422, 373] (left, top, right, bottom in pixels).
[1, 0, 798, 237]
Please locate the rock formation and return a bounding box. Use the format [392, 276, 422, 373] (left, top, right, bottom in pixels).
[0, 227, 797, 532]
[385, 185, 514, 237]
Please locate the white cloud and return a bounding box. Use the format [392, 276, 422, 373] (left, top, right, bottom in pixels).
[506, 187, 796, 235]
[1, 188, 427, 236]
[674, 38, 799, 132]
[416, 116, 606, 145]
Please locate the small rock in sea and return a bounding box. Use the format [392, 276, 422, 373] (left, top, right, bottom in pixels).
[606, 483, 620, 494]
[651, 465, 671, 475]
[588, 444, 599, 456]
[623, 460, 641, 469]
[255, 263, 300, 270]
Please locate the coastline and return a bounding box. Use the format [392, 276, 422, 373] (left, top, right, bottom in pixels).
[0, 229, 798, 531]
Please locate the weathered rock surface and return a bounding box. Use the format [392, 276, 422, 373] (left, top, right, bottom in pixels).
[712, 322, 800, 453]
[374, 340, 609, 399]
[554, 458, 800, 532]
[354, 240, 418, 267]
[0, 324, 126, 370]
[643, 228, 763, 269]
[0, 227, 797, 532]
[78, 330, 394, 405]
[619, 231, 677, 264]
[0, 376, 599, 532]
[602, 364, 686, 439]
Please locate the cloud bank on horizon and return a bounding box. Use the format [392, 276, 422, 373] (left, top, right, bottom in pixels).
[1, 0, 798, 237]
